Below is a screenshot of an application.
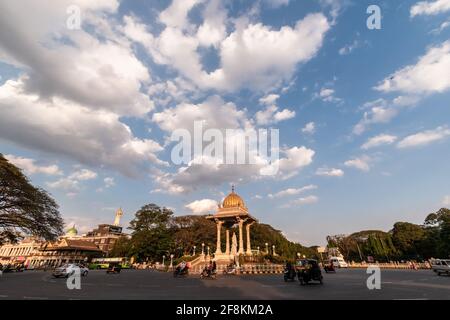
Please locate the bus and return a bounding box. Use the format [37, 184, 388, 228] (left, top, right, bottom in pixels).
[89, 257, 131, 270]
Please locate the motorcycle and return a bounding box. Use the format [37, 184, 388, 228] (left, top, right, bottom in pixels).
[200, 268, 217, 280]
[173, 266, 189, 278]
[323, 262, 336, 273]
[296, 259, 323, 285]
[283, 267, 297, 282]
[223, 265, 238, 275]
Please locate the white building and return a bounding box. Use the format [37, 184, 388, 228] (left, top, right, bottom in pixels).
[0, 237, 43, 266]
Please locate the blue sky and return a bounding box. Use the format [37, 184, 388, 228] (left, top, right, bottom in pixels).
[0, 0, 449, 246]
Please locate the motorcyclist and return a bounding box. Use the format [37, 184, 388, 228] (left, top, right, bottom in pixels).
[175, 261, 188, 275]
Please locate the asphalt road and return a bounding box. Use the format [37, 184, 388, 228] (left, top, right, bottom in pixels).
[0, 268, 449, 300]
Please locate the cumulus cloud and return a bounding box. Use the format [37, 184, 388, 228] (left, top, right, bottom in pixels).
[397, 126, 450, 148]
[302, 122, 316, 135]
[47, 168, 98, 196]
[345, 156, 371, 172]
[361, 134, 398, 150]
[255, 105, 296, 125]
[353, 99, 399, 135]
[410, 0, 450, 17]
[4, 154, 62, 176]
[0, 1, 153, 117]
[0, 79, 165, 177]
[124, 8, 330, 92]
[317, 87, 341, 103]
[376, 41, 450, 96]
[316, 167, 344, 177]
[185, 199, 218, 214]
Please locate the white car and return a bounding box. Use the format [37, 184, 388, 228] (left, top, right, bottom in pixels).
[53, 263, 89, 278]
[431, 259, 450, 276]
[330, 257, 348, 268]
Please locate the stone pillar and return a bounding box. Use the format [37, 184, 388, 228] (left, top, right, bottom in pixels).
[225, 229, 230, 256]
[238, 218, 245, 255]
[215, 220, 223, 255]
[246, 222, 254, 256]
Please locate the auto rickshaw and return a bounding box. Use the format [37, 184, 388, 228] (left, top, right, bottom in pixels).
[295, 259, 323, 285]
[106, 263, 122, 274]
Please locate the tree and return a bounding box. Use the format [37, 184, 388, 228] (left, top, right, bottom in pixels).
[0, 154, 64, 244]
[129, 203, 173, 233]
[126, 204, 174, 262]
[392, 222, 425, 259]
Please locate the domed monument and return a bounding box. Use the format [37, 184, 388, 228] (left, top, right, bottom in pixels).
[207, 186, 257, 261]
[65, 225, 78, 238]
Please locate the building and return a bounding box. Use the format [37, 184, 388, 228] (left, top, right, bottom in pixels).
[29, 238, 102, 268]
[82, 208, 126, 254]
[0, 208, 126, 268]
[206, 186, 257, 263]
[0, 237, 43, 267]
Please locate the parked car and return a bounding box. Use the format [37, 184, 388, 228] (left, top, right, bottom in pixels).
[52, 263, 89, 278]
[431, 259, 450, 276]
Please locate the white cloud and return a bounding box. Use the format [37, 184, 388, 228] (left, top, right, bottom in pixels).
[376, 41, 450, 96]
[259, 94, 280, 106]
[255, 94, 296, 125]
[317, 87, 341, 103]
[302, 122, 316, 135]
[353, 99, 399, 135]
[430, 20, 450, 34]
[104, 177, 116, 188]
[256, 105, 296, 125]
[361, 134, 398, 150]
[283, 195, 319, 207]
[185, 199, 218, 214]
[316, 167, 344, 177]
[0, 1, 153, 117]
[47, 168, 97, 196]
[269, 185, 318, 198]
[345, 156, 371, 172]
[4, 154, 62, 176]
[410, 0, 450, 17]
[69, 169, 98, 181]
[0, 79, 165, 177]
[125, 10, 330, 92]
[397, 126, 450, 148]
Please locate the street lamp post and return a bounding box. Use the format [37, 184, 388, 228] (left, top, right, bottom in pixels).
[265, 243, 269, 255]
[201, 243, 205, 255]
[272, 245, 276, 256]
[170, 254, 174, 270]
[162, 255, 166, 266]
[207, 246, 210, 256]
[257, 246, 260, 255]
[193, 246, 196, 256]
